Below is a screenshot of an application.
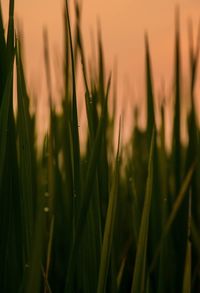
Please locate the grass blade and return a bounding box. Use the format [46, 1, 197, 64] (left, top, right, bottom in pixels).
[64, 77, 110, 292]
[97, 120, 121, 293]
[65, 0, 81, 201]
[145, 34, 155, 147]
[0, 66, 13, 183]
[16, 40, 34, 263]
[182, 191, 192, 293]
[150, 160, 196, 271]
[131, 129, 155, 293]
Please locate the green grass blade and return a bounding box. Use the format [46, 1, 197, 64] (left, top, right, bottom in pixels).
[188, 20, 200, 95]
[25, 136, 48, 293]
[7, 0, 15, 64]
[74, 2, 95, 138]
[98, 26, 105, 106]
[150, 160, 196, 271]
[0, 66, 13, 182]
[97, 120, 121, 293]
[25, 199, 46, 293]
[0, 3, 7, 105]
[16, 40, 34, 262]
[64, 77, 110, 292]
[0, 3, 24, 289]
[43, 30, 56, 214]
[131, 129, 155, 293]
[44, 216, 54, 293]
[145, 34, 155, 147]
[65, 0, 81, 201]
[172, 8, 181, 192]
[191, 217, 200, 256]
[182, 191, 192, 293]
[0, 32, 23, 292]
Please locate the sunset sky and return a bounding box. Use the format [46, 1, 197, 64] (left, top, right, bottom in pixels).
[1, 0, 200, 144]
[1, 1, 199, 90]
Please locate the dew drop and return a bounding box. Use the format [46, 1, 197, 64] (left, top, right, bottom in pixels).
[44, 207, 49, 213]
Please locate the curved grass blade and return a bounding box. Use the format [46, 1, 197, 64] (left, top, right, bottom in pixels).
[188, 20, 200, 96]
[150, 160, 196, 271]
[131, 129, 155, 293]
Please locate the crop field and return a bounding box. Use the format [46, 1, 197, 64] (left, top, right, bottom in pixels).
[0, 0, 200, 292]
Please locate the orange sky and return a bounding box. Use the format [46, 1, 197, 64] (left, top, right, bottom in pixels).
[1, 0, 200, 146]
[2, 0, 198, 92]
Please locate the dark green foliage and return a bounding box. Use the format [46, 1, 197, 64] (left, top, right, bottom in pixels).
[0, 1, 200, 292]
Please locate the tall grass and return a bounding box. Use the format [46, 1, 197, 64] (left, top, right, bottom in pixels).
[0, 1, 200, 292]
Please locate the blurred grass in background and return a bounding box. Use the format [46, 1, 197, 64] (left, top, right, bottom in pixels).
[0, 0, 200, 292]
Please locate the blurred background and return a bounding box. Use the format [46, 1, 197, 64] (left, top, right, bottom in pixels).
[1, 0, 200, 146]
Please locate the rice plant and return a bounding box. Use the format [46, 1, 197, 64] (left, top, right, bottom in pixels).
[0, 0, 200, 292]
